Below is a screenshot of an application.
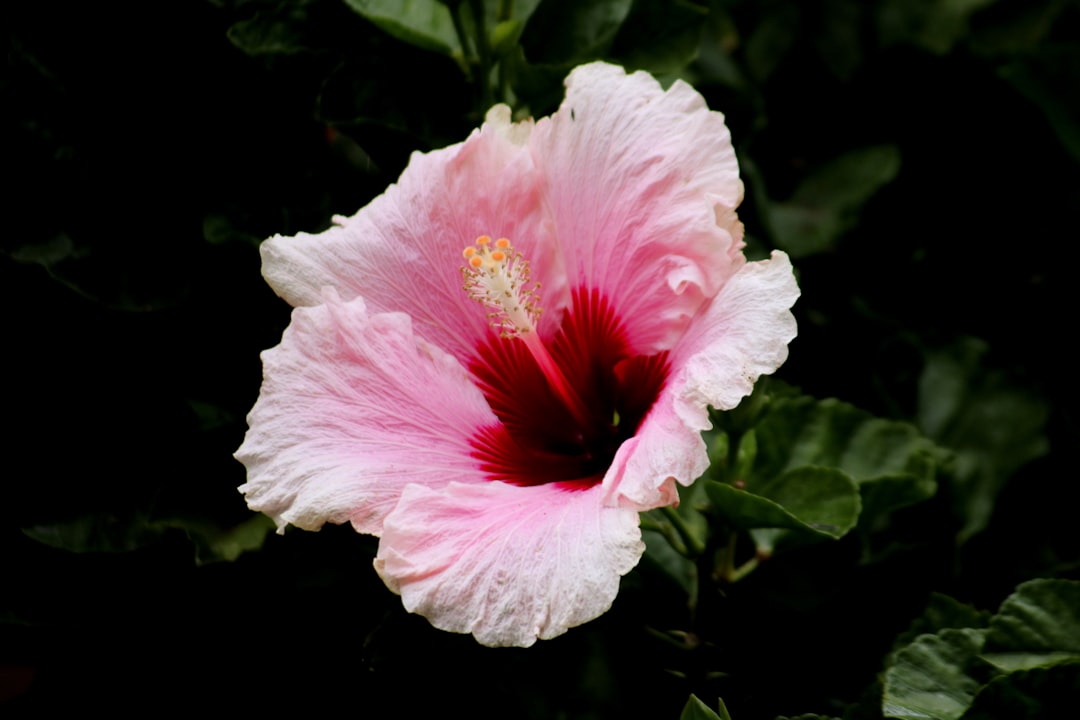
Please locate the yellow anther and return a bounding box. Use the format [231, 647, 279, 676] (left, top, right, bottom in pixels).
[460, 233, 591, 431]
[461, 234, 541, 339]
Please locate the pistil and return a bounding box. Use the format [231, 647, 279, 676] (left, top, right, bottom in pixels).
[462, 236, 593, 431]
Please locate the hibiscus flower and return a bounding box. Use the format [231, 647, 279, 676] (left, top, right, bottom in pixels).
[236, 62, 799, 647]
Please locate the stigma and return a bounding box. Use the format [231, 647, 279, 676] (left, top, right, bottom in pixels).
[461, 235, 593, 430]
[461, 236, 542, 338]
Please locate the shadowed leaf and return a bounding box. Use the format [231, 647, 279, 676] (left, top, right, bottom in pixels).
[521, 0, 633, 65]
[23, 512, 164, 553]
[767, 146, 901, 258]
[887, 593, 991, 670]
[884, 628, 988, 720]
[960, 662, 1080, 720]
[981, 579, 1080, 672]
[917, 338, 1048, 541]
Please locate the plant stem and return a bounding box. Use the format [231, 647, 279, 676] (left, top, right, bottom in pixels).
[661, 505, 706, 558]
[449, 4, 474, 83]
[467, 0, 494, 111]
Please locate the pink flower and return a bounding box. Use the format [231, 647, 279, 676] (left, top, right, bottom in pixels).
[236, 62, 799, 647]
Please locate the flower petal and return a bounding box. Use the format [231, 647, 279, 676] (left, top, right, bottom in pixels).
[236, 292, 495, 535]
[530, 62, 746, 354]
[606, 252, 799, 507]
[259, 108, 558, 363]
[374, 481, 644, 647]
[603, 407, 704, 511]
[673, 250, 800, 426]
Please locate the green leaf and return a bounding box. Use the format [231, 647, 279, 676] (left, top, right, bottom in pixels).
[980, 579, 1080, 672]
[999, 45, 1080, 163]
[815, 0, 863, 81]
[681, 694, 732, 720]
[705, 466, 860, 543]
[23, 512, 165, 553]
[487, 0, 543, 58]
[710, 387, 941, 552]
[745, 0, 799, 84]
[883, 628, 989, 720]
[168, 514, 277, 566]
[753, 395, 928, 481]
[888, 593, 991, 670]
[916, 338, 1048, 541]
[11, 233, 80, 267]
[520, 0, 633, 65]
[490, 18, 525, 57]
[344, 0, 460, 55]
[884, 581, 1080, 720]
[611, 0, 708, 76]
[202, 214, 261, 249]
[960, 662, 1080, 720]
[767, 145, 901, 258]
[641, 525, 695, 594]
[877, 0, 997, 55]
[227, 4, 314, 56]
[752, 394, 939, 527]
[642, 481, 708, 592]
[970, 0, 1065, 57]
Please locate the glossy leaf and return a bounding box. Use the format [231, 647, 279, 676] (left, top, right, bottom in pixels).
[344, 0, 460, 55]
[706, 466, 860, 541]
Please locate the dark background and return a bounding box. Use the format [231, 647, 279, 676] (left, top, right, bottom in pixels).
[4, 0, 1078, 716]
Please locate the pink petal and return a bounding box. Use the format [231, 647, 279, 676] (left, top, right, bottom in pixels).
[236, 291, 496, 535]
[672, 251, 800, 420]
[603, 407, 703, 511]
[259, 107, 560, 364]
[239, 63, 802, 647]
[530, 62, 747, 355]
[605, 252, 799, 507]
[374, 480, 644, 647]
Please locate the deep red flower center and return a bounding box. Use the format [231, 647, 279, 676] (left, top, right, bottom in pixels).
[468, 288, 670, 488]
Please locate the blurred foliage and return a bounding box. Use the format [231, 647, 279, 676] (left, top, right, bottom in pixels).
[3, 0, 1077, 717]
[683, 693, 734, 720]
